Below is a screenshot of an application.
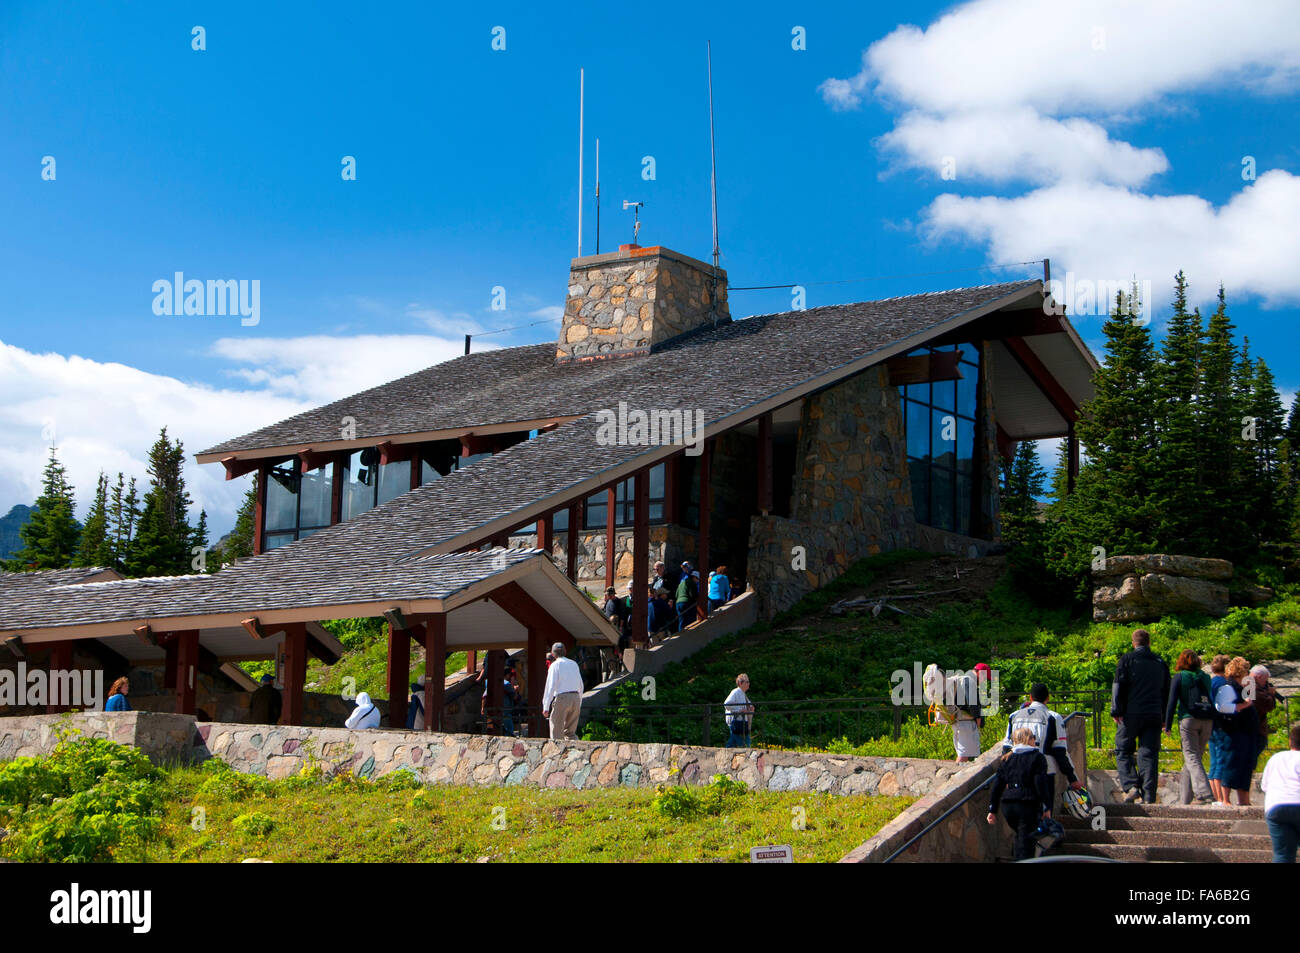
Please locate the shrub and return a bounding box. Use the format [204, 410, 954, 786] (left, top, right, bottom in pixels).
[231, 812, 276, 836]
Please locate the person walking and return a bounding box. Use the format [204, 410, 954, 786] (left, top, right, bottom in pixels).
[541, 642, 583, 741]
[1215, 656, 1259, 806]
[1260, 724, 1300, 862]
[1111, 628, 1170, 804]
[1003, 683, 1083, 794]
[1249, 665, 1281, 771]
[707, 565, 731, 613]
[1207, 654, 1231, 805]
[250, 673, 283, 725]
[987, 726, 1055, 861]
[724, 674, 754, 748]
[675, 562, 699, 631]
[104, 677, 131, 712]
[1164, 650, 1214, 805]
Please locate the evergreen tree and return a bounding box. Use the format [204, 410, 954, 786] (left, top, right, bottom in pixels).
[5, 448, 80, 571]
[1152, 272, 1203, 550]
[1200, 288, 1250, 558]
[1001, 441, 1052, 596]
[191, 510, 210, 573]
[125, 428, 195, 577]
[73, 472, 114, 568]
[107, 473, 142, 573]
[1044, 439, 1071, 518]
[218, 482, 258, 566]
[1243, 357, 1287, 544]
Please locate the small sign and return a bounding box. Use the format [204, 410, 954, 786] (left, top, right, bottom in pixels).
[749, 845, 793, 863]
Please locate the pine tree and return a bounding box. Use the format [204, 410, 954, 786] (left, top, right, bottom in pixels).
[1243, 357, 1287, 544]
[5, 448, 80, 571]
[73, 472, 114, 568]
[191, 510, 210, 573]
[1200, 288, 1250, 558]
[1044, 439, 1071, 518]
[125, 428, 195, 577]
[1152, 272, 1203, 550]
[1001, 441, 1052, 596]
[107, 474, 141, 573]
[218, 482, 258, 566]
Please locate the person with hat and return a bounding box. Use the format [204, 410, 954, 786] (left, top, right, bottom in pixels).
[675, 562, 700, 631]
[249, 673, 282, 725]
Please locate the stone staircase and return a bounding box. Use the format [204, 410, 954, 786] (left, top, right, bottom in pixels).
[1052, 802, 1272, 862]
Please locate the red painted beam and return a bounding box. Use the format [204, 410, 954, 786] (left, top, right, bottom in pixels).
[632, 468, 649, 645]
[488, 581, 575, 652]
[298, 447, 333, 474]
[697, 440, 712, 623]
[566, 499, 581, 580]
[757, 413, 773, 515]
[604, 485, 617, 590]
[1004, 336, 1077, 422]
[330, 453, 344, 524]
[527, 625, 546, 738]
[46, 641, 73, 713]
[281, 623, 307, 726]
[995, 424, 1016, 464]
[537, 511, 553, 556]
[253, 464, 267, 555]
[423, 615, 446, 732]
[386, 618, 410, 729]
[222, 455, 260, 481]
[174, 630, 200, 716]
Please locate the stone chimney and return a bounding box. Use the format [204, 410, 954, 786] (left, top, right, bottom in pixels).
[556, 245, 729, 363]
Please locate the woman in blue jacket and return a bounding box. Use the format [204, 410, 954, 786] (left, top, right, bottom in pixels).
[707, 566, 731, 612]
[105, 677, 131, 711]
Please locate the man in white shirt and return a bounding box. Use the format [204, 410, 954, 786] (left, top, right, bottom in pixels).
[541, 642, 584, 740]
[1261, 724, 1300, 863]
[724, 674, 753, 748]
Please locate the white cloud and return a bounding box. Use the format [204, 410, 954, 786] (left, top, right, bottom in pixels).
[209, 333, 473, 405]
[877, 108, 1168, 186]
[824, 0, 1300, 115]
[403, 304, 482, 335]
[921, 170, 1300, 310]
[0, 341, 308, 541]
[529, 305, 564, 322]
[0, 331, 477, 539]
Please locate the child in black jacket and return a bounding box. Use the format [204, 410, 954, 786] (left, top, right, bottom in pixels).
[987, 726, 1055, 860]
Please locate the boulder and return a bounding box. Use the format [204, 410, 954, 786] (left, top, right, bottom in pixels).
[1093, 554, 1232, 622]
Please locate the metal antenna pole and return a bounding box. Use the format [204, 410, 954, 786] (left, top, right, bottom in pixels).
[578, 68, 584, 257]
[707, 42, 719, 271]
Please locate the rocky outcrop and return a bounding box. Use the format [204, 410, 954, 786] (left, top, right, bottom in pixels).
[1092, 554, 1232, 622]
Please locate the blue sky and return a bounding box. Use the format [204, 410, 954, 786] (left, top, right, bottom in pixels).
[2, 0, 1299, 537]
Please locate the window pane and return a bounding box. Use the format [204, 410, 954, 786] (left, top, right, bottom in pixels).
[932, 378, 956, 413]
[585, 498, 607, 530]
[377, 460, 407, 505]
[958, 341, 980, 365]
[649, 463, 665, 498]
[906, 382, 929, 404]
[265, 462, 298, 532]
[264, 531, 295, 550]
[649, 502, 664, 522]
[932, 467, 954, 532]
[909, 461, 930, 525]
[906, 401, 930, 460]
[956, 475, 972, 536]
[932, 412, 956, 469]
[343, 449, 378, 520]
[956, 364, 977, 417]
[299, 463, 333, 528]
[552, 509, 568, 533]
[957, 418, 975, 475]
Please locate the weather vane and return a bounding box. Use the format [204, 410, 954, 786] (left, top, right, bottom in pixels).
[622, 200, 644, 245]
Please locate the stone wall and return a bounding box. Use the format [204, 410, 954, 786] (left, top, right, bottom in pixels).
[557, 246, 729, 363]
[746, 365, 917, 615]
[0, 711, 957, 802]
[1092, 554, 1233, 622]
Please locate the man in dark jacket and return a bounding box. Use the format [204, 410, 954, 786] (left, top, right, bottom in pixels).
[250, 674, 282, 725]
[1111, 628, 1171, 804]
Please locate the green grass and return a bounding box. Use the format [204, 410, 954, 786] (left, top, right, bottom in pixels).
[128, 766, 909, 863]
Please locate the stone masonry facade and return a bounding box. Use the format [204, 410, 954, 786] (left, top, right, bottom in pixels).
[556, 246, 729, 362]
[748, 365, 917, 615]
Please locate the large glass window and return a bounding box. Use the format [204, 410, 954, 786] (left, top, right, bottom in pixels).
[343, 448, 410, 519]
[543, 463, 668, 534]
[899, 343, 981, 535]
[263, 457, 333, 548]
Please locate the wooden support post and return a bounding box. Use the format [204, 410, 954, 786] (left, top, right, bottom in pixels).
[757, 413, 773, 515]
[566, 499, 581, 580]
[161, 633, 179, 694]
[632, 468, 649, 644]
[330, 453, 344, 525]
[253, 463, 268, 555]
[697, 439, 712, 623]
[46, 641, 73, 714]
[174, 630, 200, 716]
[410, 451, 421, 491]
[485, 649, 505, 734]
[466, 650, 477, 675]
[527, 626, 546, 738]
[604, 485, 617, 590]
[386, 618, 410, 729]
[423, 615, 446, 733]
[537, 511, 553, 558]
[281, 623, 307, 726]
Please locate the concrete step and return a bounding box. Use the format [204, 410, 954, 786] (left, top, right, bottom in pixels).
[1048, 843, 1273, 863]
[1062, 829, 1273, 850]
[1061, 814, 1267, 834]
[1095, 802, 1265, 820]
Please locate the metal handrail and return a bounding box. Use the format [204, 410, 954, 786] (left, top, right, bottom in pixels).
[882, 770, 998, 864]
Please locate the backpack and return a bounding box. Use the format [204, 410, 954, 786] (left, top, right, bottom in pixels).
[1181, 671, 1215, 720]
